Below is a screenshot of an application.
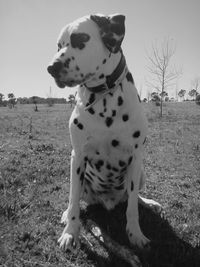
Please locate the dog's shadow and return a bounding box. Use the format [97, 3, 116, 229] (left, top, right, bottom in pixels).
[80, 202, 200, 267]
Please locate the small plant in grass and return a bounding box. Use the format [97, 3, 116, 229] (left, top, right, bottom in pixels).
[8, 93, 16, 108]
[32, 96, 39, 111]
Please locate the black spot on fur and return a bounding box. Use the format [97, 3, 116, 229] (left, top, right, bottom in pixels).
[126, 72, 134, 83]
[122, 114, 129, 121]
[99, 112, 104, 117]
[103, 98, 107, 107]
[64, 58, 71, 68]
[76, 65, 80, 71]
[88, 107, 95, 114]
[143, 137, 147, 144]
[77, 167, 80, 175]
[133, 131, 141, 138]
[102, 58, 107, 64]
[119, 160, 126, 167]
[131, 181, 134, 191]
[128, 156, 133, 165]
[70, 32, 90, 49]
[112, 167, 119, 172]
[111, 139, 119, 147]
[112, 110, 116, 117]
[106, 163, 112, 170]
[95, 160, 104, 171]
[73, 118, 78, 125]
[115, 184, 124, 190]
[72, 216, 76, 220]
[135, 144, 138, 149]
[80, 172, 84, 183]
[99, 74, 105, 79]
[105, 117, 113, 127]
[103, 98, 107, 112]
[118, 96, 123, 106]
[77, 123, 84, 130]
[89, 93, 96, 104]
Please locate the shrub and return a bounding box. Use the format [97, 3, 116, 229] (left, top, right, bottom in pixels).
[196, 94, 200, 106]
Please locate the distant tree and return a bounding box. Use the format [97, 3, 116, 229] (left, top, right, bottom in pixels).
[68, 94, 76, 108]
[160, 91, 168, 101]
[188, 89, 198, 100]
[196, 94, 200, 106]
[151, 92, 160, 102]
[165, 96, 169, 102]
[31, 96, 39, 111]
[146, 38, 181, 116]
[0, 93, 4, 106]
[8, 93, 16, 108]
[191, 77, 200, 94]
[178, 89, 186, 101]
[169, 97, 175, 102]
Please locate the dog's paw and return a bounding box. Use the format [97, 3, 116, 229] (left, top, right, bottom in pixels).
[61, 209, 70, 224]
[58, 230, 79, 252]
[128, 230, 150, 249]
[126, 224, 150, 249]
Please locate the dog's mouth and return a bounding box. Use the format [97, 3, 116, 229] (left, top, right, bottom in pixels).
[55, 79, 78, 88]
[55, 80, 66, 88]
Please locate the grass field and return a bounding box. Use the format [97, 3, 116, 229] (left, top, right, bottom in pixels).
[0, 102, 200, 267]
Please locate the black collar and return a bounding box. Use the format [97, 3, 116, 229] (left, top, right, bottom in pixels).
[84, 53, 127, 93]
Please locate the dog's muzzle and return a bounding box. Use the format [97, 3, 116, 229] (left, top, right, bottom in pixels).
[47, 61, 67, 88]
[47, 61, 63, 79]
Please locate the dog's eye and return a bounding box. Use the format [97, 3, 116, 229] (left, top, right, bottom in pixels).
[70, 33, 90, 49]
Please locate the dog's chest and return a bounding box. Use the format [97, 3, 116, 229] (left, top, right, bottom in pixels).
[84, 133, 133, 181]
[81, 128, 134, 209]
[69, 81, 147, 207]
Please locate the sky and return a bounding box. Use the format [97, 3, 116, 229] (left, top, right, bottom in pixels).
[1, 0, 200, 100]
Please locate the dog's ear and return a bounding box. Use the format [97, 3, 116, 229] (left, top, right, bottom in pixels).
[90, 14, 125, 53]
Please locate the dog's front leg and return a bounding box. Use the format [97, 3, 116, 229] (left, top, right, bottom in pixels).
[58, 149, 85, 251]
[126, 154, 150, 248]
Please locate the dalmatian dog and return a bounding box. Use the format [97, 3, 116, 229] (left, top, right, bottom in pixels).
[47, 14, 161, 251]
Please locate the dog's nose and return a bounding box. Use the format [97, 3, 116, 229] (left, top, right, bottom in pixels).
[47, 61, 63, 78]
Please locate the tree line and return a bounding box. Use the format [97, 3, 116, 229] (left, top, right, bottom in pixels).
[0, 94, 67, 108]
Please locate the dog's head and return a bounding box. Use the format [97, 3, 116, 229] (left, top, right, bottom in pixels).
[47, 14, 125, 88]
